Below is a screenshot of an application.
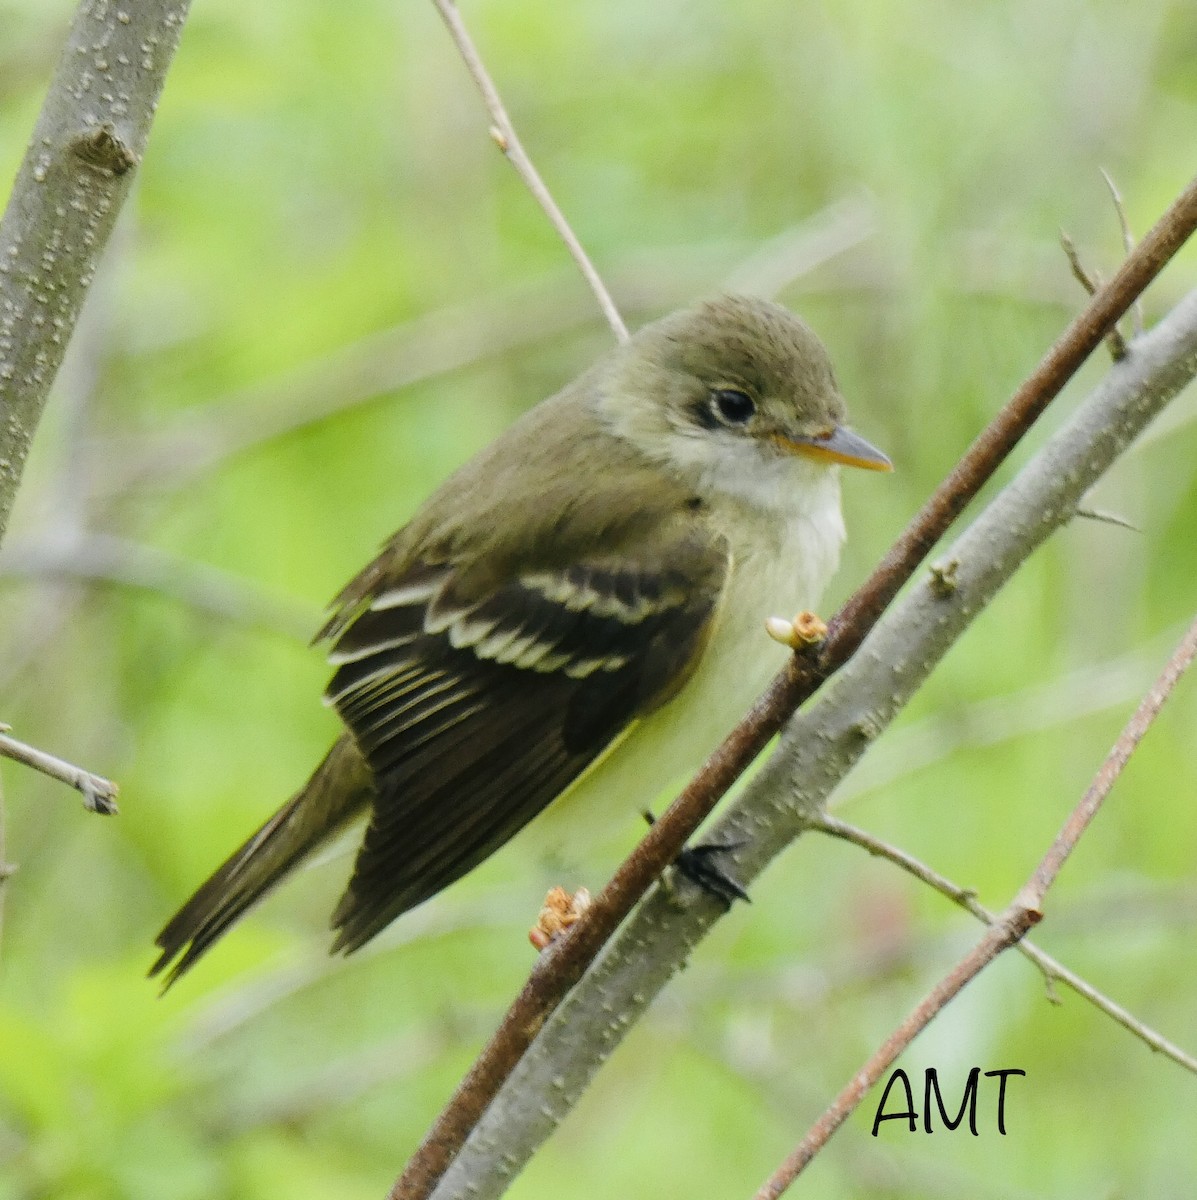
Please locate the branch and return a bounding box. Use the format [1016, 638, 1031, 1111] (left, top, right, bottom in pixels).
[0, 0, 194, 544]
[756, 614, 1197, 1196]
[0, 727, 118, 814]
[810, 814, 1197, 1075]
[422, 284, 1197, 1198]
[757, 906, 1040, 1199]
[1026, 614, 1197, 899]
[720, 193, 878, 297]
[1059, 229, 1127, 360]
[391, 175, 1197, 1200]
[833, 623, 1182, 804]
[430, 0, 628, 343]
[0, 531, 316, 640]
[103, 200, 874, 496]
[99, 283, 612, 494]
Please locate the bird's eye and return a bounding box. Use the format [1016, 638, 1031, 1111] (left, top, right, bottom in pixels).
[710, 389, 756, 425]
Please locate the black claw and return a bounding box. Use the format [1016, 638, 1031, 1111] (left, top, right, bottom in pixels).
[675, 842, 752, 907]
[643, 809, 751, 906]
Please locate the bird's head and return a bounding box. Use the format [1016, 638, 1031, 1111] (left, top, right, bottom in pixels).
[601, 294, 891, 508]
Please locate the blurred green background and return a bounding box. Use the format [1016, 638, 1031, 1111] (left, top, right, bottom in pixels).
[2, 0, 1196, 1196]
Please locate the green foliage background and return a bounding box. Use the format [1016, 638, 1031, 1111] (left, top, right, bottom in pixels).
[2, 0, 1196, 1196]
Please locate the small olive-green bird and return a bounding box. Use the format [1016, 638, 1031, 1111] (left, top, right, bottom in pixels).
[151, 294, 890, 987]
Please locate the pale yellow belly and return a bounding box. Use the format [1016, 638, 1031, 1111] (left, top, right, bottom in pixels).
[557, 518, 839, 830]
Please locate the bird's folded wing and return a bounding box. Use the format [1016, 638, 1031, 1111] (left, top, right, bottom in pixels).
[319, 532, 728, 952]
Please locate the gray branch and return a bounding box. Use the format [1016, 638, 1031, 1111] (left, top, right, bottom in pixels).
[0, 0, 193, 544]
[0, 530, 316, 639]
[0, 728, 118, 814]
[432, 287, 1197, 1199]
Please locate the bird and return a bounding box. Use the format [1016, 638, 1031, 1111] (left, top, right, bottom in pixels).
[151, 294, 891, 987]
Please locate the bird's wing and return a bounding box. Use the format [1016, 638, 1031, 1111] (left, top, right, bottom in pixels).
[319, 528, 729, 952]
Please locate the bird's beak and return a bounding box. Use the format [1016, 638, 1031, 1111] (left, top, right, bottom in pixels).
[776, 425, 893, 472]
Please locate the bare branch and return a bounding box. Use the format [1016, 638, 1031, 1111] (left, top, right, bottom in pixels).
[756, 613, 1197, 1196]
[392, 175, 1197, 1200]
[1102, 167, 1145, 337]
[755, 903, 1040, 1198]
[811, 813, 1197, 1075]
[0, 728, 118, 814]
[0, 0, 194, 544]
[0, 531, 316, 640]
[1059, 229, 1126, 360]
[424, 284, 1197, 1199]
[430, 0, 627, 342]
[1026, 613, 1197, 902]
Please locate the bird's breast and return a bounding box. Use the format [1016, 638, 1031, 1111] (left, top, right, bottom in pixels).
[563, 471, 846, 821]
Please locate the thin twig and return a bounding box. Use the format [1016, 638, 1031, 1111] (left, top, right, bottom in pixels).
[1102, 168, 1145, 337]
[1028, 614, 1197, 899]
[428, 288, 1197, 1199]
[431, 0, 628, 343]
[1074, 506, 1139, 531]
[390, 175, 1197, 1200]
[810, 813, 1197, 1075]
[0, 729, 118, 814]
[0, 532, 316, 641]
[1059, 229, 1127, 360]
[755, 908, 1039, 1200]
[100, 283, 614, 495]
[755, 614, 1197, 1197]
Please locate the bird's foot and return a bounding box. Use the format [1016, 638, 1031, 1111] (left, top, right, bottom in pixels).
[529, 884, 591, 950]
[765, 609, 828, 650]
[644, 810, 751, 909]
[675, 841, 751, 907]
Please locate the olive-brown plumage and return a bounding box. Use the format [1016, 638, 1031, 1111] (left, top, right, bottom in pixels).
[151, 295, 889, 987]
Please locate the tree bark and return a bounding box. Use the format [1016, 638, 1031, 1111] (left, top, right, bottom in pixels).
[431, 287, 1197, 1199]
[0, 0, 192, 543]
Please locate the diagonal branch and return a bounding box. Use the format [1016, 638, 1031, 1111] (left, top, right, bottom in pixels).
[423, 283, 1197, 1198]
[810, 813, 1197, 1075]
[390, 174, 1197, 1200]
[431, 0, 628, 343]
[0, 0, 194, 545]
[0, 728, 118, 814]
[0, 531, 316, 640]
[756, 613, 1197, 1197]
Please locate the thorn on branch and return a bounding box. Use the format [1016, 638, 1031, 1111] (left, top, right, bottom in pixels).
[1074, 506, 1140, 532]
[1101, 167, 1145, 338]
[1060, 229, 1127, 362]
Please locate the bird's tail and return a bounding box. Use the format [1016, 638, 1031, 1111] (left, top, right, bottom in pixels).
[150, 736, 374, 990]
